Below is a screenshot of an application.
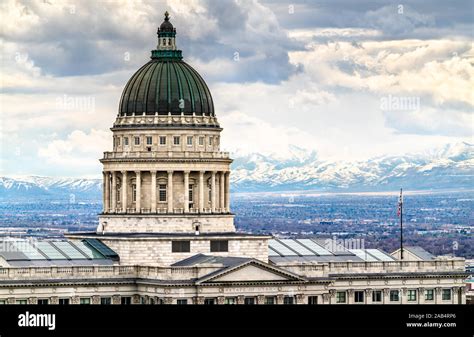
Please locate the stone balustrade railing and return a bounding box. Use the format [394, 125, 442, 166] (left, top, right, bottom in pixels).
[103, 151, 230, 160]
[279, 259, 466, 277]
[0, 259, 465, 282]
[0, 265, 219, 281]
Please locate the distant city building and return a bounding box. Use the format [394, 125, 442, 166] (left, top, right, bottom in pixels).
[0, 13, 467, 305]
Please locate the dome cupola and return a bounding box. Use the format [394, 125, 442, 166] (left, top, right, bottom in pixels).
[159, 11, 174, 32]
[117, 12, 215, 118]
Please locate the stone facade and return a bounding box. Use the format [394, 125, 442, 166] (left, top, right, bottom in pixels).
[0, 261, 467, 305]
[68, 234, 270, 265]
[99, 115, 234, 234]
[98, 214, 235, 234]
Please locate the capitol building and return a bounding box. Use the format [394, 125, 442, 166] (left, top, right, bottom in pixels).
[0, 13, 467, 305]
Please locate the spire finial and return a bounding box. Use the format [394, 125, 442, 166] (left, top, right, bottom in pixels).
[164, 11, 169, 21]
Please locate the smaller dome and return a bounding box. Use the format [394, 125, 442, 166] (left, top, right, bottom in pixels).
[159, 11, 174, 32]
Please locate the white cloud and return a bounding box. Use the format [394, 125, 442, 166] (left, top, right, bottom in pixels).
[0, 0, 472, 177]
[219, 111, 318, 159]
[38, 129, 110, 170]
[290, 39, 474, 105]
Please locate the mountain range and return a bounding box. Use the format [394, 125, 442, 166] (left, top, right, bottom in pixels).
[0, 142, 472, 201]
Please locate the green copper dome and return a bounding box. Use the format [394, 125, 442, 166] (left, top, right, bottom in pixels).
[118, 13, 214, 117]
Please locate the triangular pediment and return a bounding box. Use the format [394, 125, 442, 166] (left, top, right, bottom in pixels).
[196, 260, 305, 284]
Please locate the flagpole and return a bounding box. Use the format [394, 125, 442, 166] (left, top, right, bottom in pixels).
[400, 188, 403, 260]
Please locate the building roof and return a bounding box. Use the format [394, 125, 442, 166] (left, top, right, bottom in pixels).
[0, 238, 117, 267]
[159, 11, 174, 33]
[171, 254, 308, 284]
[171, 254, 250, 267]
[119, 60, 214, 117]
[268, 238, 396, 263]
[391, 246, 436, 260]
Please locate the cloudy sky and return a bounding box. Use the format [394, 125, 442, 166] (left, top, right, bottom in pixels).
[1, 0, 473, 177]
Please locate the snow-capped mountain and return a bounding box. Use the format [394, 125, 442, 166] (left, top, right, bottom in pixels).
[0, 142, 472, 200]
[0, 176, 102, 201]
[231, 142, 474, 192]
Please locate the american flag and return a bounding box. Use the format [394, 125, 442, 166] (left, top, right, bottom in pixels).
[397, 189, 403, 217]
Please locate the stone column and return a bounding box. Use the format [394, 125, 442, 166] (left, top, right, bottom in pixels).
[296, 294, 305, 304]
[151, 171, 157, 213]
[460, 286, 466, 304]
[135, 171, 141, 213]
[211, 171, 216, 212]
[401, 288, 407, 304]
[365, 289, 373, 304]
[28, 297, 38, 304]
[276, 294, 284, 305]
[435, 287, 442, 304]
[104, 171, 110, 213]
[347, 289, 354, 304]
[92, 296, 100, 305]
[193, 297, 204, 305]
[383, 288, 390, 304]
[322, 293, 330, 305]
[220, 172, 225, 212]
[112, 295, 121, 305]
[184, 171, 190, 212]
[102, 171, 107, 213]
[418, 287, 425, 304]
[133, 295, 141, 304]
[225, 171, 230, 212]
[198, 171, 204, 213]
[111, 171, 117, 212]
[121, 171, 128, 213]
[167, 170, 173, 213]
